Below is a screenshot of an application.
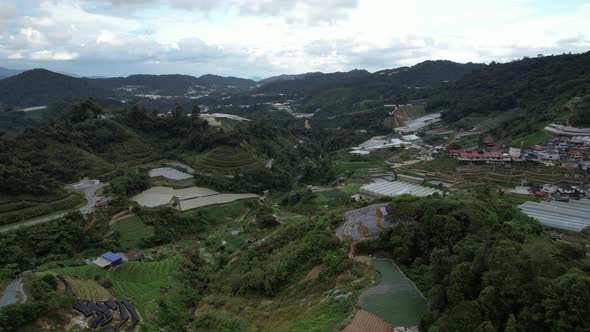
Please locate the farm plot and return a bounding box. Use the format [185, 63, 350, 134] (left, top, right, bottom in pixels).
[111, 216, 154, 250]
[65, 277, 112, 301]
[360, 259, 427, 326]
[185, 145, 262, 174]
[48, 257, 182, 320]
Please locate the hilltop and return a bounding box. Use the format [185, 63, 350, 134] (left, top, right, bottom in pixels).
[0, 69, 110, 108]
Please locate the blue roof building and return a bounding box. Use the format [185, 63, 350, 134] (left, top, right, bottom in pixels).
[101, 251, 123, 266]
[93, 251, 124, 268]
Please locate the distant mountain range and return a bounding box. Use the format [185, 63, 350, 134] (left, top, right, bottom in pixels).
[255, 61, 485, 95]
[0, 67, 25, 80]
[0, 60, 490, 108]
[0, 69, 259, 108]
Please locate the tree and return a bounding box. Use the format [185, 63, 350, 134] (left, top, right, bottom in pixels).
[192, 104, 201, 115]
[174, 105, 184, 118]
[505, 314, 517, 332]
[256, 206, 279, 228]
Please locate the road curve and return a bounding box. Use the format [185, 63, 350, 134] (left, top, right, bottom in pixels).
[0, 181, 106, 233]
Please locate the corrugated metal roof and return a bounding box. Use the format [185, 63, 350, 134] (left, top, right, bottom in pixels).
[101, 251, 122, 263]
[92, 257, 113, 268]
[519, 199, 590, 232]
[361, 181, 441, 198]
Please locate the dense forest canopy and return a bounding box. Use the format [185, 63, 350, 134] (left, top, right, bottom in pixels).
[357, 192, 590, 332]
[427, 52, 590, 136]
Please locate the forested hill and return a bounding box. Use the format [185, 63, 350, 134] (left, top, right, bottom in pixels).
[428, 52, 590, 135]
[0, 70, 256, 108]
[256, 60, 485, 95]
[258, 72, 321, 84]
[257, 69, 372, 95]
[0, 69, 110, 108]
[92, 73, 255, 92]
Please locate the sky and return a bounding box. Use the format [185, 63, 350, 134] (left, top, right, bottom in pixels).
[0, 0, 589, 78]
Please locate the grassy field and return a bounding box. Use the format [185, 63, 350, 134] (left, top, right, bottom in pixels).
[511, 131, 551, 147]
[48, 257, 182, 323]
[186, 200, 260, 254]
[111, 216, 155, 250]
[339, 184, 361, 194]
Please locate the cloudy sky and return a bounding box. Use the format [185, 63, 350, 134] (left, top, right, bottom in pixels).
[1, 0, 589, 78]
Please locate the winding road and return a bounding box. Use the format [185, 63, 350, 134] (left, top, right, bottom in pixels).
[0, 180, 106, 233]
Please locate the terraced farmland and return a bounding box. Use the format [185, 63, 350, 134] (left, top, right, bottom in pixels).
[65, 277, 112, 301]
[187, 145, 261, 174]
[48, 257, 182, 320]
[405, 160, 587, 189]
[0, 192, 85, 226]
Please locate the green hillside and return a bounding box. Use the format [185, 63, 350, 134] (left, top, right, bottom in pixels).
[428, 52, 590, 139]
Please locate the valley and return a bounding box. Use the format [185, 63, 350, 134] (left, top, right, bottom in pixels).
[0, 52, 589, 332]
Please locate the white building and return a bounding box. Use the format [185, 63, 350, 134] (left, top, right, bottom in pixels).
[509, 147, 521, 159]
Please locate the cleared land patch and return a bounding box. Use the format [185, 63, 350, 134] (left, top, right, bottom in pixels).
[111, 216, 155, 250]
[337, 203, 392, 241]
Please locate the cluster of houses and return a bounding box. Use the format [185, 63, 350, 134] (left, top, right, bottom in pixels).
[539, 184, 590, 201]
[446, 135, 590, 172]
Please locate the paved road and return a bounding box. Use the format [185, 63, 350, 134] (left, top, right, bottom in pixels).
[0, 278, 26, 308]
[0, 212, 69, 233]
[0, 180, 106, 233]
[76, 182, 106, 214]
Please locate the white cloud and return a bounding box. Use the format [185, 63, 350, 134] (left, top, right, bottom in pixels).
[0, 0, 589, 77]
[95, 30, 122, 46]
[30, 50, 79, 60]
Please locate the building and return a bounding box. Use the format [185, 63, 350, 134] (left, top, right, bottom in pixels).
[123, 251, 145, 261]
[459, 151, 484, 160]
[538, 150, 560, 161]
[483, 137, 496, 147]
[544, 123, 590, 137]
[509, 147, 521, 159]
[360, 180, 441, 198]
[92, 251, 123, 269]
